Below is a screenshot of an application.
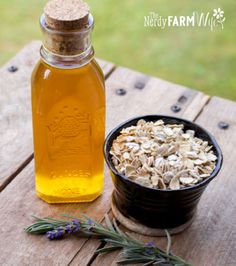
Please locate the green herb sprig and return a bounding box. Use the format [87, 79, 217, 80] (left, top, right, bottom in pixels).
[25, 214, 192, 266]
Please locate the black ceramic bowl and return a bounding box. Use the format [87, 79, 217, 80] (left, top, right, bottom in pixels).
[104, 115, 223, 229]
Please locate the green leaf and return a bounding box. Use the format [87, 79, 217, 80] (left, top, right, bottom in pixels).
[116, 258, 150, 264]
[95, 246, 121, 253]
[143, 261, 155, 266]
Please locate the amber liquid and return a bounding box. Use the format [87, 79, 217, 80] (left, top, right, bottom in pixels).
[31, 59, 105, 203]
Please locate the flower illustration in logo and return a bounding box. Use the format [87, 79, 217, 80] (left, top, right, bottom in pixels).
[212, 7, 225, 29]
[213, 8, 224, 20]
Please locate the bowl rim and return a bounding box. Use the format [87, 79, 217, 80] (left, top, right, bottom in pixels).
[104, 115, 223, 192]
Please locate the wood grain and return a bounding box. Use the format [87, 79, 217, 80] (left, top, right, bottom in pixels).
[0, 41, 115, 191]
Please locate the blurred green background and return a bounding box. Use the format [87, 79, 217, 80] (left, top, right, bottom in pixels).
[0, 0, 235, 100]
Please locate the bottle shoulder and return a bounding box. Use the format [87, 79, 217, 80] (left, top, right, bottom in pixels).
[32, 59, 104, 88]
[31, 58, 105, 94]
[91, 59, 105, 81]
[32, 59, 103, 78]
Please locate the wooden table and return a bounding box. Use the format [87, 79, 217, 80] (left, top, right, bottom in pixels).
[0, 41, 235, 266]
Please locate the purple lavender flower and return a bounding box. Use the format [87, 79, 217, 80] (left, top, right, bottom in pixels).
[146, 241, 155, 247]
[145, 249, 154, 255]
[57, 228, 65, 237]
[72, 219, 80, 232]
[145, 241, 155, 255]
[46, 227, 65, 240]
[65, 223, 73, 234]
[72, 219, 79, 226]
[45, 231, 55, 240]
[65, 220, 80, 234]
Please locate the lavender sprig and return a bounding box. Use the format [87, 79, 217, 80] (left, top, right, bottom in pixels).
[43, 219, 80, 240]
[24, 214, 192, 266]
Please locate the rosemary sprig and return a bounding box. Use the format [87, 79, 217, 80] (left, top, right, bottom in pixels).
[24, 214, 192, 266]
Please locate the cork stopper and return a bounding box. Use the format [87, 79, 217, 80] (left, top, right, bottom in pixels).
[41, 0, 93, 56]
[44, 0, 90, 30]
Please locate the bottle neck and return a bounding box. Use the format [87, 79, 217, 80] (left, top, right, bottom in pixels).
[40, 44, 94, 69]
[40, 13, 94, 68]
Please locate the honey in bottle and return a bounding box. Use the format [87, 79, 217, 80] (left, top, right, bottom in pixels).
[31, 0, 105, 203]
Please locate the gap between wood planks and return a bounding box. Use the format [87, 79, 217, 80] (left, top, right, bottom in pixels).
[0, 154, 33, 192]
[192, 95, 211, 122]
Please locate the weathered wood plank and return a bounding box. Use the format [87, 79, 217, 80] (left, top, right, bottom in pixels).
[90, 97, 236, 266]
[0, 45, 210, 265]
[0, 41, 115, 191]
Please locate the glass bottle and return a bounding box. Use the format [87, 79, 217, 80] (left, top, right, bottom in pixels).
[31, 0, 105, 203]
